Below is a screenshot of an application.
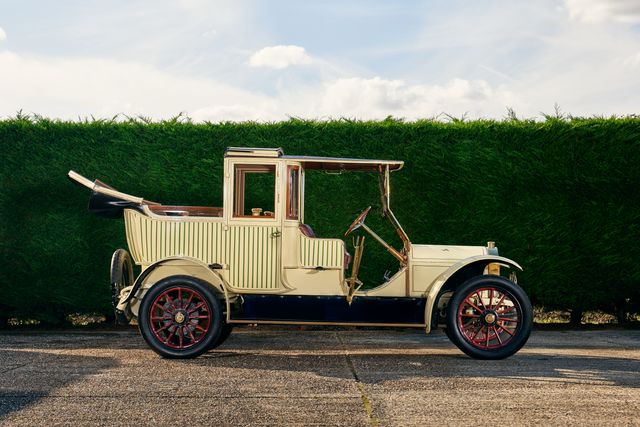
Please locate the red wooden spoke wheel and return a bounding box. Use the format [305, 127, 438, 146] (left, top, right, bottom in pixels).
[446, 275, 532, 360]
[139, 276, 222, 359]
[456, 287, 521, 350]
[149, 286, 212, 350]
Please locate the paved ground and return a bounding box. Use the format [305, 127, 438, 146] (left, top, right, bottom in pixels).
[0, 327, 638, 426]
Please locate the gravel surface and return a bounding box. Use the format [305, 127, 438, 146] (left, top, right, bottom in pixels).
[0, 328, 638, 426]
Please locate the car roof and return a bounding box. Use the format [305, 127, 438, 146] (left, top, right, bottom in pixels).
[225, 147, 404, 172]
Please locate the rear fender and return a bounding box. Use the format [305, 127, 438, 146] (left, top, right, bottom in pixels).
[423, 255, 523, 333]
[119, 257, 232, 320]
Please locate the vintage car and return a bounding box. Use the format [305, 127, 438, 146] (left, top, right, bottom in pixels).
[69, 147, 532, 360]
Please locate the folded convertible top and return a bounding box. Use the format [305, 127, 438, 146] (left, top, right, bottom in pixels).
[68, 170, 158, 218]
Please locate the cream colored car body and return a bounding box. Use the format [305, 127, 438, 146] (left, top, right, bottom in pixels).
[69, 147, 521, 332]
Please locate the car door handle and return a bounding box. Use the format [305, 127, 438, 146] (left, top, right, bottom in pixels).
[270, 230, 282, 238]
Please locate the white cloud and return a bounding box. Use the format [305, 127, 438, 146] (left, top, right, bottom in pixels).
[622, 52, 640, 67]
[0, 51, 277, 121]
[2, 46, 636, 123]
[0, 49, 515, 121]
[0, 26, 6, 42]
[249, 45, 312, 69]
[564, 0, 640, 23]
[201, 29, 217, 39]
[190, 76, 516, 121]
[317, 77, 509, 119]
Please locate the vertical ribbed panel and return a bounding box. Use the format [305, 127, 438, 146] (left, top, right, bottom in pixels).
[124, 209, 282, 290]
[299, 234, 344, 268]
[123, 209, 225, 265]
[226, 225, 280, 289]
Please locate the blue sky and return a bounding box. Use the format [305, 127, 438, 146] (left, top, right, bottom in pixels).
[1, 0, 639, 121]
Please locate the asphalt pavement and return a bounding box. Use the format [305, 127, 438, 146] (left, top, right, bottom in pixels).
[0, 327, 639, 426]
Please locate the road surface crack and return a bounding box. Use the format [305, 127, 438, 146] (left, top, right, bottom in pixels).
[335, 333, 378, 427]
[0, 363, 29, 374]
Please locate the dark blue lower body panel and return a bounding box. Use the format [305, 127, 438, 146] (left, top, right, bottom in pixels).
[231, 295, 426, 325]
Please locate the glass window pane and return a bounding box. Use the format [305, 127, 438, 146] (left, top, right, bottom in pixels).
[233, 164, 276, 217]
[287, 166, 299, 220]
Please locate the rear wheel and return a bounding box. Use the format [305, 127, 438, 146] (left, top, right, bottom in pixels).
[138, 276, 223, 359]
[446, 275, 532, 360]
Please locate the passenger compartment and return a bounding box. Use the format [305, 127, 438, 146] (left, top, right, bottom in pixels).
[148, 205, 223, 217]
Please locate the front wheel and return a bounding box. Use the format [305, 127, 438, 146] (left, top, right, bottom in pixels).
[446, 275, 532, 360]
[138, 276, 223, 359]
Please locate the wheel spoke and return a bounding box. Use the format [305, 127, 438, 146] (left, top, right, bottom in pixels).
[188, 302, 205, 314]
[153, 302, 172, 313]
[489, 288, 494, 309]
[493, 326, 503, 345]
[476, 292, 487, 310]
[462, 323, 477, 337]
[185, 291, 195, 308]
[155, 323, 170, 333]
[186, 326, 197, 342]
[463, 299, 483, 313]
[165, 294, 178, 310]
[494, 293, 507, 310]
[497, 305, 516, 314]
[497, 324, 514, 336]
[485, 327, 490, 348]
[164, 328, 176, 344]
[470, 324, 483, 340]
[178, 288, 182, 309]
[498, 317, 519, 322]
[460, 313, 480, 318]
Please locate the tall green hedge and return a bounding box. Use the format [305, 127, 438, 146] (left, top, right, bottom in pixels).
[1, 116, 639, 324]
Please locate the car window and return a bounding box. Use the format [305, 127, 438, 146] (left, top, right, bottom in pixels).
[233, 164, 276, 218]
[286, 166, 300, 220]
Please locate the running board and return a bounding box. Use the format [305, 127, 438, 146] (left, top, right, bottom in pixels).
[230, 295, 427, 325]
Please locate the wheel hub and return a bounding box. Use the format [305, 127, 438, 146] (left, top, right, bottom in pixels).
[482, 310, 498, 326]
[174, 310, 186, 324]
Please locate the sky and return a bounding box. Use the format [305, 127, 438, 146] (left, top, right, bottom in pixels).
[0, 0, 639, 121]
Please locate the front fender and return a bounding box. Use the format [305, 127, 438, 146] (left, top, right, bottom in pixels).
[423, 255, 523, 333]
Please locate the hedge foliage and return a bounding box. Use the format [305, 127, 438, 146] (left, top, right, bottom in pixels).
[1, 116, 639, 324]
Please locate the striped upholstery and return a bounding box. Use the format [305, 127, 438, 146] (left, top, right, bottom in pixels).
[299, 233, 346, 269]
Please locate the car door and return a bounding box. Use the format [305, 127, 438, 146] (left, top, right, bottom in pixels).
[225, 161, 282, 290]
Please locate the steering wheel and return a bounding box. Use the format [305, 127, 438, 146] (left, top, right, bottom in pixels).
[345, 206, 372, 237]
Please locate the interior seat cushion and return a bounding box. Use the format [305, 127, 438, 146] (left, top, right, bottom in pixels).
[299, 223, 316, 238]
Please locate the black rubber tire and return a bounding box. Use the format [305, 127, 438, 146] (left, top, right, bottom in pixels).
[446, 275, 532, 360]
[138, 275, 223, 359]
[443, 327, 453, 341]
[208, 323, 233, 349]
[110, 249, 134, 324]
